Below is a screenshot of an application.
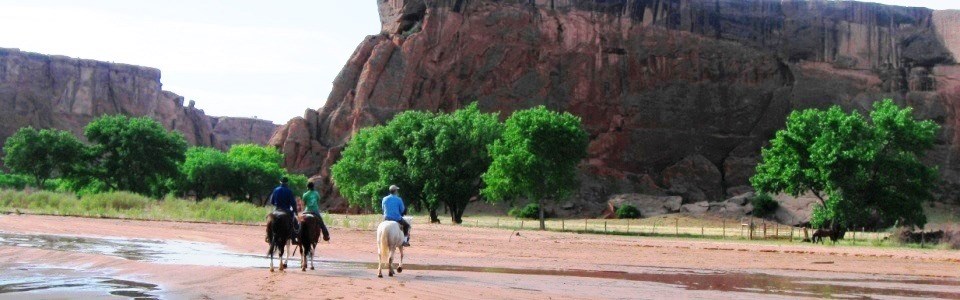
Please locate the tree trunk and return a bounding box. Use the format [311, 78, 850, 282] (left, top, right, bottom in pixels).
[429, 208, 440, 223]
[538, 198, 546, 230]
[451, 203, 464, 224]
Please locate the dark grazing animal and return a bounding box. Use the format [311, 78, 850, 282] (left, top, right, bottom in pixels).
[266, 210, 293, 272]
[296, 213, 321, 271]
[811, 228, 847, 244]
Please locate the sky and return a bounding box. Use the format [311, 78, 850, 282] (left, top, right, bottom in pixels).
[0, 0, 956, 124]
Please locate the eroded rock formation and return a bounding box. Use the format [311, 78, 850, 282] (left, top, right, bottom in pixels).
[0, 48, 278, 153]
[272, 0, 960, 214]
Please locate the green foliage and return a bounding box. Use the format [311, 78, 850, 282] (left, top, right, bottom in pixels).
[181, 144, 300, 203]
[83, 115, 187, 197]
[226, 144, 286, 203]
[616, 204, 641, 219]
[80, 191, 152, 212]
[0, 173, 30, 190]
[3, 127, 86, 187]
[751, 100, 938, 229]
[0, 189, 270, 223]
[332, 104, 503, 223]
[482, 106, 589, 229]
[750, 193, 779, 218]
[508, 203, 540, 219]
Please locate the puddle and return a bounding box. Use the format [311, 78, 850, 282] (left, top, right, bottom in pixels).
[0, 265, 159, 299]
[2, 231, 959, 299]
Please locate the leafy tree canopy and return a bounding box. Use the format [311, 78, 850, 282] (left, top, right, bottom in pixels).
[482, 106, 589, 230]
[751, 100, 938, 229]
[3, 127, 85, 188]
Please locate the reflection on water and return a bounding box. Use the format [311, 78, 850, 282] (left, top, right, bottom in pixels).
[0, 265, 159, 299]
[2, 231, 959, 299]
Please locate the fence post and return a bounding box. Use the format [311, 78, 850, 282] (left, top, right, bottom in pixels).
[675, 218, 679, 236]
[790, 226, 794, 242]
[477, 219, 480, 227]
[561, 219, 565, 231]
[762, 221, 767, 239]
[701, 221, 704, 237]
[627, 219, 630, 233]
[722, 219, 726, 238]
[521, 220, 524, 229]
[604, 221, 607, 233]
[585, 218, 588, 231]
[497, 218, 500, 228]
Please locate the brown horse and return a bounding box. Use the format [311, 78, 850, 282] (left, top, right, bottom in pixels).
[812, 228, 847, 244]
[295, 213, 321, 271]
[266, 210, 293, 272]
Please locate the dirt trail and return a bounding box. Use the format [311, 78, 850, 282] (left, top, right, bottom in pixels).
[1, 214, 958, 299]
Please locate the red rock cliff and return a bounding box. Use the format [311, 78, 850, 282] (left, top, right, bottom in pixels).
[0, 48, 278, 153]
[271, 0, 960, 212]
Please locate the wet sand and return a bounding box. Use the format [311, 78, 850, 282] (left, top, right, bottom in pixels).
[0, 214, 958, 299]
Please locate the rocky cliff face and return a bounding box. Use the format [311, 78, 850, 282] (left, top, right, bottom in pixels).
[0, 48, 278, 153]
[272, 0, 960, 214]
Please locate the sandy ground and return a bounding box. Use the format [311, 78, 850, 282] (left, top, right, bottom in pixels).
[1, 214, 959, 299]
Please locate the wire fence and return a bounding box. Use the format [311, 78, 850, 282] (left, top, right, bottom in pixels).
[320, 213, 893, 244]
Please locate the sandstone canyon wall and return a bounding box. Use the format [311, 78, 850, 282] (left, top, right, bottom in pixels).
[0, 48, 278, 153]
[271, 0, 960, 214]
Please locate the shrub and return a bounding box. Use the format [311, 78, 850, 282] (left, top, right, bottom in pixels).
[80, 191, 152, 212]
[751, 193, 779, 218]
[508, 203, 540, 219]
[0, 173, 30, 190]
[616, 204, 641, 219]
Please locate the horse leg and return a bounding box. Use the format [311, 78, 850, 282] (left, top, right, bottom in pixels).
[388, 248, 395, 277]
[300, 243, 307, 272]
[377, 248, 384, 278]
[309, 243, 316, 270]
[269, 249, 275, 272]
[397, 246, 404, 273]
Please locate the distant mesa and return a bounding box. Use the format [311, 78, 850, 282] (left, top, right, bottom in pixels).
[0, 47, 279, 155]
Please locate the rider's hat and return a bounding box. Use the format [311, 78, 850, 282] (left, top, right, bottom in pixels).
[389, 185, 400, 192]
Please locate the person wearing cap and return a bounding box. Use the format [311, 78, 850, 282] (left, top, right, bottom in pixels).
[382, 185, 410, 246]
[270, 176, 299, 239]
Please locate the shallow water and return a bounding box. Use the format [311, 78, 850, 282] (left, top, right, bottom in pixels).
[0, 265, 159, 299]
[2, 231, 959, 299]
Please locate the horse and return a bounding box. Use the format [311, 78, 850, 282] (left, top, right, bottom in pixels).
[811, 227, 847, 244]
[376, 216, 410, 278]
[266, 210, 294, 272]
[296, 213, 321, 271]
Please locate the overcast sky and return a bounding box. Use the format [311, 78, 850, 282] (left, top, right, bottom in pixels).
[0, 0, 956, 124]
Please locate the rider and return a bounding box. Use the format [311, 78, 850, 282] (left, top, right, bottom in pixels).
[270, 177, 298, 240]
[382, 185, 410, 247]
[302, 181, 330, 241]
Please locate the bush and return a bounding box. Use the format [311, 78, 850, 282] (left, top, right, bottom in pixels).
[0, 173, 30, 190]
[616, 204, 641, 219]
[508, 203, 540, 219]
[80, 191, 152, 212]
[751, 193, 779, 218]
[0, 189, 79, 212]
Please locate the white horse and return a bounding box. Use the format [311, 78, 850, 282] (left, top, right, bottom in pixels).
[376, 216, 410, 277]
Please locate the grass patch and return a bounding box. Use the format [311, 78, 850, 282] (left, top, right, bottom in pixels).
[0, 189, 269, 224]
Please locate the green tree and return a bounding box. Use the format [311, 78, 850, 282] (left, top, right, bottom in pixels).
[226, 144, 286, 203]
[332, 112, 436, 220]
[3, 127, 86, 188]
[84, 115, 187, 196]
[332, 105, 503, 224]
[751, 100, 938, 229]
[181, 147, 236, 200]
[482, 106, 589, 230]
[410, 103, 503, 223]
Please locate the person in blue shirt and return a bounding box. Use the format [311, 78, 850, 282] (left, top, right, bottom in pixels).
[382, 185, 410, 246]
[270, 177, 299, 239]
